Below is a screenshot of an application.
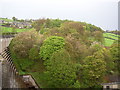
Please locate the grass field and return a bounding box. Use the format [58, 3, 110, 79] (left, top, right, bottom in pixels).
[103, 33, 119, 46]
[0, 18, 13, 22]
[0, 26, 33, 34]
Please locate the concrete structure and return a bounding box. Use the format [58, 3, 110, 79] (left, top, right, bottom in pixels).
[22, 75, 39, 88]
[0, 59, 3, 89]
[102, 82, 120, 89]
[118, 1, 120, 30]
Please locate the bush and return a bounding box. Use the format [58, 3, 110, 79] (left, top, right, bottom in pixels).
[10, 30, 40, 58]
[29, 46, 40, 60]
[40, 36, 65, 61]
[44, 49, 78, 88]
[80, 56, 106, 88]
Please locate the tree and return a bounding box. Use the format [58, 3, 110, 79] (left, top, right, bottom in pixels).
[40, 36, 65, 61]
[100, 48, 114, 74]
[65, 37, 89, 62]
[110, 40, 120, 73]
[60, 22, 84, 36]
[32, 18, 46, 32]
[44, 49, 79, 88]
[93, 31, 104, 43]
[12, 17, 17, 21]
[29, 46, 40, 60]
[80, 56, 106, 88]
[10, 30, 41, 58]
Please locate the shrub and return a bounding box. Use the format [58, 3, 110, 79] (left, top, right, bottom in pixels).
[80, 56, 106, 88]
[9, 30, 40, 58]
[44, 49, 78, 88]
[29, 46, 40, 60]
[40, 36, 65, 61]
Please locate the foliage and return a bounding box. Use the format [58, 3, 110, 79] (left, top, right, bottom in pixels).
[101, 48, 115, 74]
[40, 28, 49, 34]
[32, 18, 69, 32]
[8, 18, 119, 88]
[84, 23, 102, 32]
[32, 18, 46, 32]
[40, 36, 65, 61]
[29, 46, 40, 60]
[80, 55, 106, 88]
[12, 17, 18, 21]
[110, 40, 120, 62]
[89, 42, 103, 55]
[10, 30, 40, 58]
[93, 31, 104, 43]
[60, 22, 84, 36]
[44, 49, 78, 88]
[65, 37, 89, 62]
[110, 40, 120, 73]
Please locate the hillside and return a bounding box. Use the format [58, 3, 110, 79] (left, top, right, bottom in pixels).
[0, 18, 13, 22]
[8, 18, 120, 88]
[103, 32, 120, 46]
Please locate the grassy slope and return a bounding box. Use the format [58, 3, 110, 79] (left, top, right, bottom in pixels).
[10, 51, 46, 88]
[103, 33, 119, 46]
[0, 26, 33, 34]
[0, 18, 13, 22]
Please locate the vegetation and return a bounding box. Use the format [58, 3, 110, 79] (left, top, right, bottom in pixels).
[40, 36, 65, 61]
[0, 26, 33, 35]
[103, 33, 119, 46]
[9, 18, 120, 88]
[80, 56, 106, 88]
[0, 18, 13, 22]
[44, 49, 79, 88]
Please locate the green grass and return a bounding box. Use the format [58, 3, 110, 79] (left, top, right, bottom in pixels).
[103, 33, 119, 40]
[103, 33, 120, 46]
[0, 26, 33, 34]
[29, 72, 49, 88]
[0, 18, 13, 22]
[104, 38, 115, 46]
[10, 50, 46, 88]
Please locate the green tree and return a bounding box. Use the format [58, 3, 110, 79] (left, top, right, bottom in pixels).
[44, 49, 78, 88]
[32, 18, 46, 32]
[110, 40, 120, 73]
[93, 31, 104, 43]
[10, 30, 40, 58]
[40, 36, 65, 61]
[29, 46, 40, 60]
[80, 55, 106, 88]
[12, 17, 17, 21]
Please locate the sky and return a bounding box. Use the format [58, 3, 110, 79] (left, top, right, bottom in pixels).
[0, 0, 119, 30]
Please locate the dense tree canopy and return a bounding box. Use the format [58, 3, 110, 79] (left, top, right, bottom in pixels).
[80, 56, 106, 88]
[110, 40, 120, 73]
[44, 49, 79, 88]
[10, 30, 41, 58]
[9, 19, 119, 88]
[40, 36, 65, 61]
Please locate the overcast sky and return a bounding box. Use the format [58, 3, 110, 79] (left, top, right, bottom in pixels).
[0, 0, 119, 30]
